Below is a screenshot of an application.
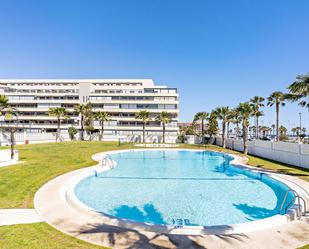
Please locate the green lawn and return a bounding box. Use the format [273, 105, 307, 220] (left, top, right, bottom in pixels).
[0, 223, 106, 249]
[298, 245, 309, 249]
[0, 141, 308, 248]
[0, 141, 134, 208]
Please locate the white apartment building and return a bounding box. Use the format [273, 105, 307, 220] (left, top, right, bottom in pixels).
[0, 79, 179, 143]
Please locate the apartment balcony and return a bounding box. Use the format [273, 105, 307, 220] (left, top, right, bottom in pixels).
[89, 99, 179, 104]
[16, 108, 76, 112]
[8, 99, 79, 104]
[93, 108, 179, 113]
[89, 92, 178, 97]
[92, 125, 179, 131]
[15, 107, 179, 114]
[17, 115, 78, 121]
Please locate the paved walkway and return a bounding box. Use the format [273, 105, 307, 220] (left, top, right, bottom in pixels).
[34, 161, 309, 249]
[0, 209, 43, 226]
[0, 160, 23, 168]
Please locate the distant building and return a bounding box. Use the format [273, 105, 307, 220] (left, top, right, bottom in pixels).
[0, 79, 179, 143]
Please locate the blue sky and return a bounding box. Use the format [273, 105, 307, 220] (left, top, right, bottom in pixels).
[0, 0, 308, 130]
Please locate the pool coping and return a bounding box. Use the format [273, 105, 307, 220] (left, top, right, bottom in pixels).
[61, 148, 309, 235]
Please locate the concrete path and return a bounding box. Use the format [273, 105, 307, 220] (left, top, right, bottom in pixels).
[0, 160, 22, 168]
[34, 164, 309, 249]
[0, 209, 43, 226]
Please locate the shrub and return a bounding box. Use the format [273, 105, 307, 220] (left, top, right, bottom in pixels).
[279, 133, 289, 141]
[68, 127, 78, 140]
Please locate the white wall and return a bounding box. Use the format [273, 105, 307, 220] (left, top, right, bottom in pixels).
[183, 135, 203, 144]
[216, 137, 309, 169]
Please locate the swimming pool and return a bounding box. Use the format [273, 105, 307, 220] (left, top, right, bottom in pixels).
[74, 149, 294, 227]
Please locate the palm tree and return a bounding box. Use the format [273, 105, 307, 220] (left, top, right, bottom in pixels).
[298, 127, 307, 141]
[287, 74, 309, 138]
[291, 127, 306, 141]
[0, 96, 19, 159]
[0, 99, 18, 159]
[94, 111, 111, 141]
[193, 112, 209, 143]
[267, 91, 286, 142]
[279, 125, 287, 135]
[250, 106, 264, 138]
[207, 111, 218, 139]
[5, 107, 18, 159]
[287, 74, 309, 108]
[135, 110, 150, 143]
[215, 106, 230, 148]
[237, 102, 253, 155]
[250, 96, 265, 139]
[74, 103, 92, 141]
[48, 107, 68, 142]
[255, 110, 264, 138]
[226, 111, 234, 139]
[156, 112, 172, 143]
[231, 108, 241, 138]
[0, 95, 9, 113]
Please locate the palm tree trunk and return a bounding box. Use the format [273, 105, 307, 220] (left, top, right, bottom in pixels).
[227, 122, 230, 139]
[101, 121, 104, 141]
[307, 107, 309, 140]
[163, 122, 165, 143]
[222, 121, 226, 148]
[201, 119, 204, 143]
[10, 129, 15, 160]
[143, 122, 145, 143]
[80, 115, 84, 141]
[256, 117, 259, 139]
[276, 103, 279, 142]
[57, 117, 60, 142]
[236, 122, 239, 137]
[243, 122, 248, 155]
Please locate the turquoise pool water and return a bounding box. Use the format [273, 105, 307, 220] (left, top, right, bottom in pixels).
[75, 150, 294, 226]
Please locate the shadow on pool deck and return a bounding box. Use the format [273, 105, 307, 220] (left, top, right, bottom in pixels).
[73, 222, 249, 249]
[71, 203, 250, 248]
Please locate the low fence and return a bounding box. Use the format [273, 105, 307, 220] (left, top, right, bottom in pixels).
[0, 131, 178, 145]
[216, 137, 309, 169]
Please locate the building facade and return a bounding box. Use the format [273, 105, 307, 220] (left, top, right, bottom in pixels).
[0, 79, 179, 143]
